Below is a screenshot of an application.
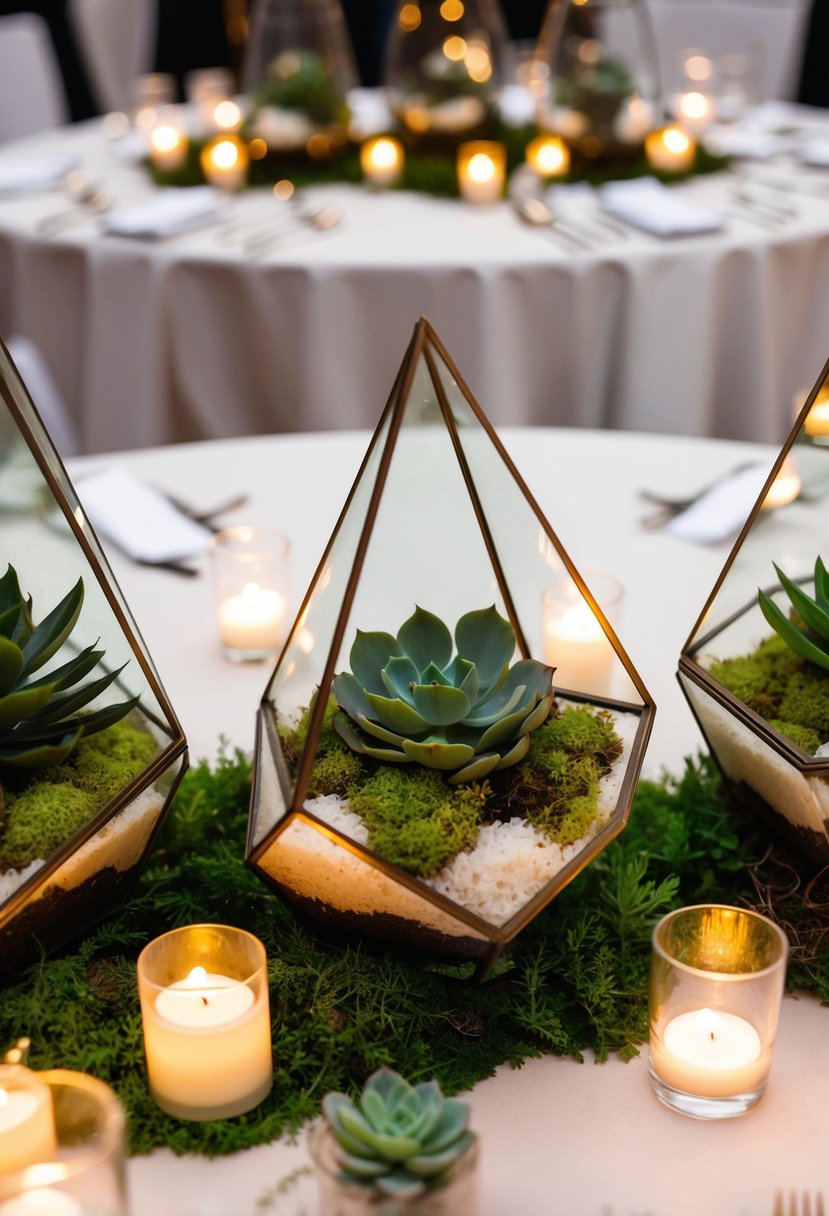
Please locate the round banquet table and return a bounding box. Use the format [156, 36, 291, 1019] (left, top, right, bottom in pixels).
[2, 112, 829, 456]
[62, 424, 827, 1216]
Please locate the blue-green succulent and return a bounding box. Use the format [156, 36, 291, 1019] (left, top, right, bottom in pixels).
[0, 564, 138, 769]
[332, 605, 554, 785]
[759, 556, 829, 672]
[322, 1067, 475, 1200]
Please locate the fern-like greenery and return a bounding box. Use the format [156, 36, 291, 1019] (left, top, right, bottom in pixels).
[0, 749, 821, 1159]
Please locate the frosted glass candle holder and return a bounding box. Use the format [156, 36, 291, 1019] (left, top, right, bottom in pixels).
[210, 526, 291, 662]
[649, 904, 788, 1120]
[137, 924, 273, 1121]
[0, 1069, 127, 1215]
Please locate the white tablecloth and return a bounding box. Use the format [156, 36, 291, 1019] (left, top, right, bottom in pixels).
[61, 425, 826, 1216]
[2, 115, 829, 454]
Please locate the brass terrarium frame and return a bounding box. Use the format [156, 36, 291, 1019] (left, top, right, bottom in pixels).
[248, 318, 654, 977]
[0, 337, 189, 971]
[678, 353, 829, 861]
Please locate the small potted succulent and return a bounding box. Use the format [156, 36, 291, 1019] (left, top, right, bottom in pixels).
[311, 1068, 478, 1215]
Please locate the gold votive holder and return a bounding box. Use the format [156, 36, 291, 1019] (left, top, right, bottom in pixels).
[645, 125, 696, 174]
[200, 134, 250, 191]
[525, 134, 570, 178]
[0, 1070, 127, 1215]
[649, 905, 788, 1119]
[209, 525, 291, 662]
[360, 136, 404, 188]
[137, 923, 273, 1122]
[457, 141, 506, 204]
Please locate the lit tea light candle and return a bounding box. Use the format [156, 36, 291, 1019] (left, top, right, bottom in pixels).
[218, 583, 285, 655]
[675, 90, 714, 137]
[457, 141, 506, 204]
[542, 574, 622, 697]
[137, 925, 273, 1121]
[645, 125, 696, 174]
[200, 135, 249, 191]
[651, 1008, 765, 1099]
[212, 98, 243, 133]
[0, 1074, 56, 1175]
[762, 456, 801, 510]
[525, 134, 570, 178]
[360, 136, 404, 187]
[0, 1191, 82, 1216]
[804, 388, 829, 437]
[149, 121, 187, 171]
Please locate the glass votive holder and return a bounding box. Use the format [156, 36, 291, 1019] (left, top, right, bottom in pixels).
[148, 106, 188, 171]
[0, 1069, 127, 1215]
[360, 136, 404, 188]
[209, 526, 291, 662]
[457, 141, 507, 204]
[541, 570, 624, 699]
[185, 66, 236, 132]
[137, 923, 273, 1122]
[199, 134, 250, 192]
[0, 1064, 56, 1176]
[131, 72, 176, 131]
[649, 904, 788, 1120]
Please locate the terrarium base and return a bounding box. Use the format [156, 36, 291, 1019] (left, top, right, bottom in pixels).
[728, 778, 829, 865]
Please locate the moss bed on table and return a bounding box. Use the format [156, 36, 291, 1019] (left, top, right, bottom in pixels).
[1, 746, 827, 1158]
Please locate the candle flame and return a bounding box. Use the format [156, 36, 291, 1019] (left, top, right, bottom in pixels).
[664, 127, 691, 155]
[211, 139, 240, 170]
[151, 125, 181, 153]
[369, 138, 400, 170]
[0, 1088, 7, 1110]
[679, 91, 710, 121]
[214, 100, 242, 130]
[468, 153, 496, 183]
[694, 1007, 721, 1040]
[185, 966, 209, 987]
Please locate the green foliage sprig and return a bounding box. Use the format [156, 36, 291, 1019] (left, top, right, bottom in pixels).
[0, 749, 821, 1160]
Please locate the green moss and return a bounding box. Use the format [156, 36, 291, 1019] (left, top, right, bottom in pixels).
[713, 634, 829, 750]
[1, 783, 95, 868]
[529, 706, 622, 766]
[308, 748, 364, 798]
[350, 767, 481, 878]
[769, 720, 822, 754]
[0, 721, 158, 870]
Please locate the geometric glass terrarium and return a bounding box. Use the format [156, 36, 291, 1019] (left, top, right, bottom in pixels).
[0, 338, 188, 973]
[248, 319, 654, 977]
[679, 356, 829, 863]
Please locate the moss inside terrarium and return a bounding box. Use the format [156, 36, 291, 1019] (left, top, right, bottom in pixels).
[280, 699, 623, 878]
[710, 633, 829, 754]
[0, 720, 158, 871]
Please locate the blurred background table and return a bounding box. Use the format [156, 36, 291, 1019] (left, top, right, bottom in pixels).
[64, 423, 827, 1216]
[1, 111, 829, 454]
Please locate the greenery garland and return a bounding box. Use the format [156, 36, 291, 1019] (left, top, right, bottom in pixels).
[1, 748, 826, 1159]
[149, 122, 731, 198]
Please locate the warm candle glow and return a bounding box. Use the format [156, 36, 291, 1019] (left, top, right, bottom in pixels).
[360, 136, 404, 187]
[762, 456, 801, 510]
[0, 1191, 82, 1215]
[676, 90, 714, 136]
[457, 141, 506, 204]
[149, 121, 187, 170]
[218, 583, 286, 654]
[804, 387, 829, 437]
[645, 125, 695, 173]
[0, 1072, 56, 1175]
[213, 99, 242, 131]
[200, 135, 249, 190]
[525, 134, 570, 177]
[468, 154, 495, 183]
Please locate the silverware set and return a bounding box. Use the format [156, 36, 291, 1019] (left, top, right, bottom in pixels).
[513, 195, 629, 252]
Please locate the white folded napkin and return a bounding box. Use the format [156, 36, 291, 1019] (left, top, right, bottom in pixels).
[0, 155, 77, 195]
[102, 187, 223, 238]
[598, 178, 725, 237]
[704, 128, 788, 160]
[78, 466, 212, 562]
[800, 139, 829, 169]
[665, 464, 770, 544]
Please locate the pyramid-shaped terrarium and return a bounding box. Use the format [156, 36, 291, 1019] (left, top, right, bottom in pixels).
[0, 339, 188, 972]
[248, 320, 654, 975]
[679, 356, 829, 863]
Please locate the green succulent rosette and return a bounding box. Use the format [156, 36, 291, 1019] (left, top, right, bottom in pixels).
[322, 1067, 475, 1200]
[332, 605, 554, 785]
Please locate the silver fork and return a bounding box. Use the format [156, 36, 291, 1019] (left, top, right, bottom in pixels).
[773, 1191, 826, 1216]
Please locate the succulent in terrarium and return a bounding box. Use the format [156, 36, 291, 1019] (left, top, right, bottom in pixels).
[332, 605, 554, 785]
[0, 564, 138, 769]
[759, 557, 829, 671]
[322, 1067, 475, 1200]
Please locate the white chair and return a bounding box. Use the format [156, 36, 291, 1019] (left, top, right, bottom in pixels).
[69, 0, 157, 114]
[0, 14, 68, 142]
[6, 337, 81, 458]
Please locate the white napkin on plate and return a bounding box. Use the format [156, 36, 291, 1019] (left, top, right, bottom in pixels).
[704, 129, 788, 160]
[78, 466, 212, 562]
[102, 187, 224, 238]
[665, 464, 770, 544]
[0, 155, 77, 195]
[598, 178, 725, 237]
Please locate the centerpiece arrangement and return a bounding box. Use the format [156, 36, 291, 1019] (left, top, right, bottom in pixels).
[247, 318, 654, 977]
[0, 338, 188, 972]
[679, 357, 829, 863]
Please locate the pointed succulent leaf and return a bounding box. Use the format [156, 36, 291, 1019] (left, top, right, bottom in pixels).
[0, 603, 20, 640]
[495, 732, 532, 770]
[816, 556, 829, 613]
[397, 606, 452, 675]
[360, 1087, 390, 1133]
[358, 741, 410, 763]
[420, 661, 452, 687]
[406, 1133, 476, 1177]
[378, 1074, 415, 1115]
[477, 699, 541, 751]
[355, 713, 407, 747]
[368, 1132, 423, 1162]
[401, 738, 475, 770]
[774, 562, 829, 642]
[349, 631, 402, 696]
[477, 661, 509, 704]
[335, 1102, 383, 1149]
[463, 682, 527, 727]
[11, 596, 33, 647]
[0, 637, 24, 697]
[21, 578, 84, 674]
[338, 1152, 392, 1179]
[324, 1096, 379, 1158]
[364, 691, 430, 737]
[448, 751, 501, 785]
[0, 565, 23, 620]
[62, 696, 140, 739]
[520, 689, 554, 735]
[410, 683, 471, 726]
[380, 656, 419, 704]
[759, 589, 829, 670]
[0, 730, 82, 769]
[376, 1172, 427, 1200]
[454, 606, 515, 687]
[457, 661, 480, 705]
[332, 673, 374, 721]
[475, 658, 553, 710]
[332, 712, 370, 755]
[0, 683, 55, 731]
[29, 664, 128, 724]
[24, 644, 105, 693]
[420, 1100, 469, 1153]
